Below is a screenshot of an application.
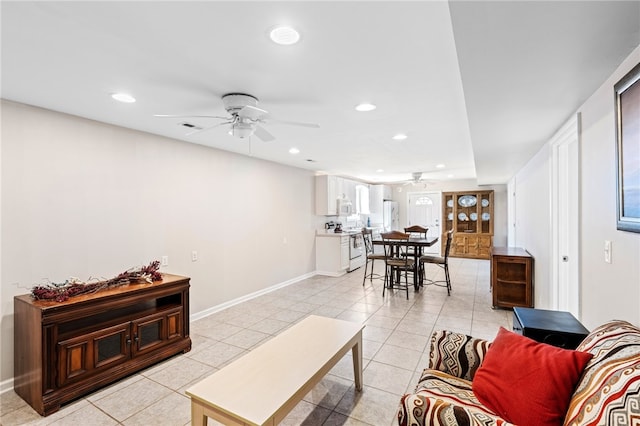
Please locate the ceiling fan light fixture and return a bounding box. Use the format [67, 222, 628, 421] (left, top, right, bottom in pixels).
[270, 26, 300, 45]
[229, 122, 254, 139]
[355, 103, 376, 112]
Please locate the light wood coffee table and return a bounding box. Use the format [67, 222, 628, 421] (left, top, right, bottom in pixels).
[185, 315, 365, 425]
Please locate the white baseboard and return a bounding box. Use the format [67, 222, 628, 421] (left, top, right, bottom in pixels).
[190, 271, 318, 321]
[1, 377, 14, 395]
[314, 270, 347, 278]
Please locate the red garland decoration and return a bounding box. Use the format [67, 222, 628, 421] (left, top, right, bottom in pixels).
[31, 260, 162, 302]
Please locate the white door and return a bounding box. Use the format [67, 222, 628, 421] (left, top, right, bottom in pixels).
[552, 114, 580, 317]
[407, 191, 441, 255]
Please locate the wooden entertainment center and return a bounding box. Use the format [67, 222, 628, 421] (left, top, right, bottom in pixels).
[14, 274, 191, 416]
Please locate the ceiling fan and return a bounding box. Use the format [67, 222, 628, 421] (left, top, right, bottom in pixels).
[395, 172, 432, 192]
[154, 93, 319, 142]
[403, 172, 429, 186]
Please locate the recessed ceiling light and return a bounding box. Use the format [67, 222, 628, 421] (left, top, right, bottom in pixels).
[376, 169, 384, 173]
[270, 26, 300, 45]
[436, 164, 446, 169]
[289, 147, 300, 154]
[111, 93, 136, 103]
[392, 133, 407, 141]
[447, 174, 454, 178]
[355, 103, 376, 112]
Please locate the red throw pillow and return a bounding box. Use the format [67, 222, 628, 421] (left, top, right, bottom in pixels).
[472, 327, 593, 426]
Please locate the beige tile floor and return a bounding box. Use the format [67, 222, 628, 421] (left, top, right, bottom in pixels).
[1, 257, 511, 426]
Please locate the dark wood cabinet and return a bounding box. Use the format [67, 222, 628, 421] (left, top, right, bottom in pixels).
[14, 274, 191, 416]
[491, 247, 533, 309]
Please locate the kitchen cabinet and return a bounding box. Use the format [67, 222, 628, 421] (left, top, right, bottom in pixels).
[316, 175, 341, 215]
[13, 274, 191, 416]
[355, 184, 370, 214]
[316, 175, 372, 216]
[442, 190, 494, 259]
[343, 179, 357, 209]
[383, 185, 393, 200]
[368, 185, 386, 224]
[316, 233, 350, 276]
[491, 247, 534, 309]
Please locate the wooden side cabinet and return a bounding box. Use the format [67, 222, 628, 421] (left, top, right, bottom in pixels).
[14, 274, 191, 416]
[491, 247, 533, 309]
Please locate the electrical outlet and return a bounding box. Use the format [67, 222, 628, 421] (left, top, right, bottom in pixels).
[161, 256, 169, 266]
[191, 251, 198, 262]
[604, 240, 612, 263]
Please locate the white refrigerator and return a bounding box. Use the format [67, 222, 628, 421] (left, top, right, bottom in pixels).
[383, 201, 399, 231]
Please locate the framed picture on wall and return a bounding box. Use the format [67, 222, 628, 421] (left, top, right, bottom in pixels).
[615, 62, 640, 233]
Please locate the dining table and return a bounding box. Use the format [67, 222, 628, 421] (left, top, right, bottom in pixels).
[372, 236, 439, 291]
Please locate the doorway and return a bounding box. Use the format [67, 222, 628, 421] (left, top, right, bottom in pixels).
[551, 114, 580, 317]
[407, 191, 442, 255]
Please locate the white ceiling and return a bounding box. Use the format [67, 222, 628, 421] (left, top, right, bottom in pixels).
[2, 1, 639, 185]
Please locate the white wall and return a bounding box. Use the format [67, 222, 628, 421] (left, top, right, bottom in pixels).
[391, 180, 508, 247]
[0, 100, 317, 386]
[579, 46, 640, 329]
[511, 45, 640, 328]
[510, 144, 553, 309]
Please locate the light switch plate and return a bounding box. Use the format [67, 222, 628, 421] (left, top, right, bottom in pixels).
[604, 240, 612, 263]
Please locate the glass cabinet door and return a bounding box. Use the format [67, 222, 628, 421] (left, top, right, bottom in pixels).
[57, 322, 130, 387]
[132, 307, 183, 355]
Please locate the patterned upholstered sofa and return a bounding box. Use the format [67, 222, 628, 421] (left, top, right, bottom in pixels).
[397, 320, 640, 425]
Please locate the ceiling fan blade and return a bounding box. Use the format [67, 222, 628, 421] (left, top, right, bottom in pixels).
[267, 117, 320, 128]
[186, 121, 233, 136]
[237, 105, 268, 121]
[253, 125, 275, 142]
[154, 114, 229, 120]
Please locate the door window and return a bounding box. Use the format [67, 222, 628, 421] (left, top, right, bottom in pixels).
[407, 192, 442, 254]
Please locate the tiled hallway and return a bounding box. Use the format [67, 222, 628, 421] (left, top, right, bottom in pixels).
[2, 258, 511, 426]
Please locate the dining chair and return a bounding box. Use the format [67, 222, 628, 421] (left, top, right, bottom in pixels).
[403, 225, 428, 255]
[420, 229, 453, 295]
[404, 225, 428, 238]
[361, 228, 386, 286]
[403, 225, 429, 278]
[381, 231, 414, 299]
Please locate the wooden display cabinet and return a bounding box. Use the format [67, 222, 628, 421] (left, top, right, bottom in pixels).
[14, 274, 191, 416]
[491, 247, 534, 309]
[442, 190, 494, 259]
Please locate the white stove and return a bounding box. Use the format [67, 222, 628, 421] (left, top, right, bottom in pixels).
[347, 232, 365, 272]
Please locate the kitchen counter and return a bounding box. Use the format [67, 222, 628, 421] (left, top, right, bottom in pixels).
[316, 233, 350, 276]
[316, 230, 361, 237]
[316, 230, 365, 275]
